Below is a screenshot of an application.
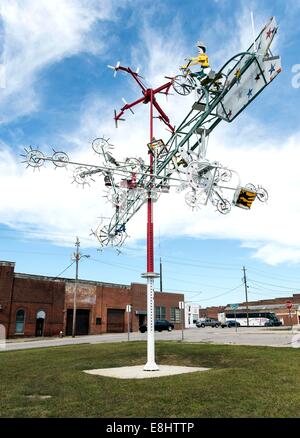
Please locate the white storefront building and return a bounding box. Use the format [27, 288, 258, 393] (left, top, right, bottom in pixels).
[185, 303, 201, 328]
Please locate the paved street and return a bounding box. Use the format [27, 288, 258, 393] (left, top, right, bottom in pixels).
[2, 327, 300, 352]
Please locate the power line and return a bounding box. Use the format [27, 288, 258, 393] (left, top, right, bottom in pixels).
[163, 269, 240, 288]
[248, 278, 300, 290]
[249, 285, 296, 295]
[0, 248, 71, 257]
[247, 266, 300, 283]
[199, 284, 243, 302]
[52, 260, 76, 280]
[247, 290, 293, 298]
[159, 288, 203, 294]
[0, 225, 95, 239]
[89, 257, 142, 273]
[163, 256, 240, 271]
[161, 253, 240, 269]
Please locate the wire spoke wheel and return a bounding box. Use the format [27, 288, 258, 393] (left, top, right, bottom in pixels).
[92, 137, 113, 155]
[185, 190, 203, 210]
[106, 188, 127, 207]
[172, 75, 194, 96]
[217, 199, 231, 214]
[52, 151, 69, 168]
[24, 149, 45, 168]
[187, 160, 213, 190]
[124, 157, 143, 171]
[73, 166, 93, 186]
[218, 168, 232, 182]
[245, 183, 257, 192]
[256, 187, 268, 202]
[97, 225, 123, 247]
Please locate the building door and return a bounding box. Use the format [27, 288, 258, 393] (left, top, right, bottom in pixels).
[66, 309, 90, 336]
[35, 319, 44, 337]
[107, 309, 125, 333]
[138, 314, 146, 326]
[35, 310, 46, 337]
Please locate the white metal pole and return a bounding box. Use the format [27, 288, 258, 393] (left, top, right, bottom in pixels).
[143, 274, 159, 371]
[251, 11, 257, 52]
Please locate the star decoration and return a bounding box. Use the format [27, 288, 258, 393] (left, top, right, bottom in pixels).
[269, 64, 275, 75]
[266, 28, 272, 39]
[257, 41, 262, 50]
[247, 89, 253, 99]
[255, 73, 261, 81]
[235, 68, 241, 78]
[234, 68, 241, 84]
[227, 110, 232, 118]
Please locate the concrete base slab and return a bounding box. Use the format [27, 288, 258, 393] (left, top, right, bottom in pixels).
[83, 364, 210, 379]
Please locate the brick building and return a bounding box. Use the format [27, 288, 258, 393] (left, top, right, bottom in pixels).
[199, 306, 225, 320]
[0, 261, 184, 338]
[200, 295, 300, 326]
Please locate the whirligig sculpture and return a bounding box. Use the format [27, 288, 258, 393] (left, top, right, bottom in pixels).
[22, 16, 281, 371]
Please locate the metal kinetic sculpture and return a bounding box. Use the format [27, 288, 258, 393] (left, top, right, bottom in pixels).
[22, 16, 281, 371]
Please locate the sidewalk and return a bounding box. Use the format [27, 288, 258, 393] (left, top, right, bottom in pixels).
[2, 326, 300, 352]
[6, 336, 62, 343]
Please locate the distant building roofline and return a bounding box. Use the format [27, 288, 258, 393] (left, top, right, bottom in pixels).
[223, 303, 300, 311]
[0, 261, 15, 267]
[14, 272, 131, 290]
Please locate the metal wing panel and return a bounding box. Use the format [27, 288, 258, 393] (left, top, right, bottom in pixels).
[247, 16, 278, 57]
[216, 54, 281, 122]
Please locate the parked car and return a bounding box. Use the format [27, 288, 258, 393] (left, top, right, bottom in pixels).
[221, 320, 241, 328]
[139, 319, 174, 333]
[196, 318, 220, 328]
[264, 320, 282, 327]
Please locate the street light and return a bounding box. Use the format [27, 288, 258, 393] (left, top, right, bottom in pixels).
[72, 237, 90, 338]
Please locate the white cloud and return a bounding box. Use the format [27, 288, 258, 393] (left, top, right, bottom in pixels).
[0, 140, 110, 247]
[0, 0, 125, 123]
[1, 2, 298, 267]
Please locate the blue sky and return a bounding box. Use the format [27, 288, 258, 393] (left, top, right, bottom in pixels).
[1, 0, 300, 307]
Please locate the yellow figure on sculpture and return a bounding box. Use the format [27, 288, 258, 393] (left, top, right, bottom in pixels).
[181, 41, 210, 80]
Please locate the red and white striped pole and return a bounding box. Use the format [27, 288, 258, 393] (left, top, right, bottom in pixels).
[142, 89, 159, 371]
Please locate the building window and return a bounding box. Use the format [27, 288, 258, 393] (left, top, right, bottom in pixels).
[15, 309, 25, 334]
[37, 310, 46, 320]
[170, 307, 181, 323]
[155, 306, 166, 320]
[35, 310, 46, 337]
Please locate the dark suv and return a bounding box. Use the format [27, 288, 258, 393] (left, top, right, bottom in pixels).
[139, 320, 174, 333]
[221, 320, 241, 328]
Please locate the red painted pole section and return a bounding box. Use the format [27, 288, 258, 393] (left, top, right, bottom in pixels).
[147, 89, 154, 273]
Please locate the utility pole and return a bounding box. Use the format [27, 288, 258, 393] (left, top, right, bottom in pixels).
[160, 257, 163, 292]
[72, 237, 90, 338]
[243, 266, 250, 327]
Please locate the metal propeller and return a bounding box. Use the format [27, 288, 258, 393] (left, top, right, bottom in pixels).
[107, 61, 120, 77]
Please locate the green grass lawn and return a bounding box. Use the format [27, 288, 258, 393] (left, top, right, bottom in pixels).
[1, 341, 300, 418]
